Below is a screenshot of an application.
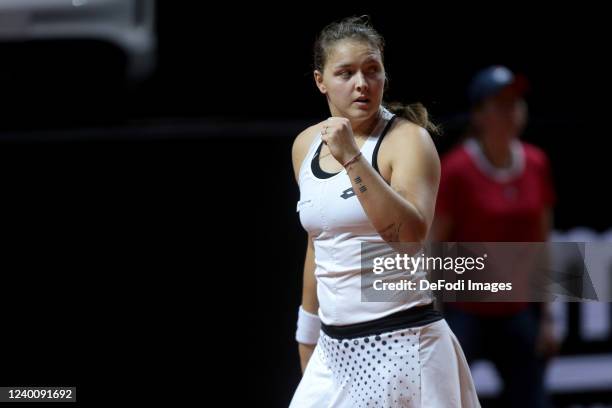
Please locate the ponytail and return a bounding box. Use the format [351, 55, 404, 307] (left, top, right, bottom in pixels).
[385, 102, 440, 135]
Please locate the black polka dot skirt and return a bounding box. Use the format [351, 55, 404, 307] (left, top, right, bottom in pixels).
[290, 319, 480, 407]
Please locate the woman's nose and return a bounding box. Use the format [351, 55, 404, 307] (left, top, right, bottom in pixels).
[355, 72, 368, 91]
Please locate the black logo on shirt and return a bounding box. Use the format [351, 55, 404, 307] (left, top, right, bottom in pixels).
[340, 187, 355, 199]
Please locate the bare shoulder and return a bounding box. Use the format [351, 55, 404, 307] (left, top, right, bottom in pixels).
[292, 124, 320, 181]
[385, 118, 435, 149]
[378, 118, 439, 179]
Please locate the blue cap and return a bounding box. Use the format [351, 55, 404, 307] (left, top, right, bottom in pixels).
[468, 65, 526, 105]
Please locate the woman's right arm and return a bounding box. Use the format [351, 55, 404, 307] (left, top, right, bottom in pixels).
[298, 237, 318, 373]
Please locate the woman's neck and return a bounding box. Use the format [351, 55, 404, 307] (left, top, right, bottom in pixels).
[345, 109, 381, 139]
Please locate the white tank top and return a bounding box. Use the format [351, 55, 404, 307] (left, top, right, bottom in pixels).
[297, 107, 433, 326]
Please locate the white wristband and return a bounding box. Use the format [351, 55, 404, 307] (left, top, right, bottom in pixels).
[296, 305, 321, 345]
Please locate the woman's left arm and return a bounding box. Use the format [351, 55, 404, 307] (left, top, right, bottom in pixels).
[344, 121, 440, 244]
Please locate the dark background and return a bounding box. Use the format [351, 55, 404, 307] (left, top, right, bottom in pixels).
[0, 3, 610, 406]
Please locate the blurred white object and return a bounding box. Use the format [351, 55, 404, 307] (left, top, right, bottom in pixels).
[0, 0, 155, 80]
[581, 302, 610, 341]
[472, 354, 612, 396]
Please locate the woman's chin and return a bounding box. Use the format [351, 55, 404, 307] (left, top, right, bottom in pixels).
[349, 105, 377, 118]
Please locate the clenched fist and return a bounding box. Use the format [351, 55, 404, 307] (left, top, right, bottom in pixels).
[319, 117, 361, 165]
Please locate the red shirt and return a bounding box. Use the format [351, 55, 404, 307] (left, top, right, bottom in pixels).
[436, 138, 555, 315]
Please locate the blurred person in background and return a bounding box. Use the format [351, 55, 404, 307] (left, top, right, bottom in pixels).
[432, 65, 559, 407]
